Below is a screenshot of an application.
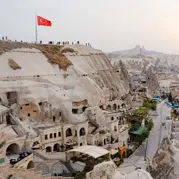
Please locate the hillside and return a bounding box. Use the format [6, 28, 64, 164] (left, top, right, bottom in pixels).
[0, 40, 129, 126]
[108, 45, 179, 71]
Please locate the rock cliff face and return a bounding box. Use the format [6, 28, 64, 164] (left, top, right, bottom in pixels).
[113, 60, 131, 92]
[0, 41, 129, 126]
[150, 137, 179, 179]
[145, 66, 160, 95]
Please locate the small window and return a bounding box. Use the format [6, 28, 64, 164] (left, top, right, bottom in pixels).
[80, 143, 82, 146]
[53, 116, 55, 122]
[20, 107, 22, 109]
[50, 133, 53, 138]
[59, 112, 61, 116]
[26, 104, 29, 106]
[45, 134, 48, 140]
[54, 133, 56, 138]
[33, 110, 37, 112]
[39, 102, 42, 106]
[72, 109, 78, 114]
[58, 132, 61, 137]
[28, 113, 30, 117]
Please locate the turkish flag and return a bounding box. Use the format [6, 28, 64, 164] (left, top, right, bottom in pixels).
[37, 16, 52, 26]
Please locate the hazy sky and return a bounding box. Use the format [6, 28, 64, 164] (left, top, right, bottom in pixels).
[1, 0, 179, 53]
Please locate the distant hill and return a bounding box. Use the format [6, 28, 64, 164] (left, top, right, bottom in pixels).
[108, 45, 163, 56]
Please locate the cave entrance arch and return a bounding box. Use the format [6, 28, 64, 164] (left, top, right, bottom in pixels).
[46, 146, 52, 153]
[27, 161, 34, 169]
[53, 143, 60, 152]
[32, 141, 40, 150]
[6, 143, 20, 156]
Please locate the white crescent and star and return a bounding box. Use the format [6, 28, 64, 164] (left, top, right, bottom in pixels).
[40, 18, 45, 23]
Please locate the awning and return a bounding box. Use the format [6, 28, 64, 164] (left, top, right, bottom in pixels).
[67, 145, 109, 159]
[130, 126, 147, 135]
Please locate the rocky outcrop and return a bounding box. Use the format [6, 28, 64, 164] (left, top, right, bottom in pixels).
[113, 60, 131, 92]
[0, 42, 129, 126]
[86, 161, 116, 179]
[145, 66, 159, 94]
[150, 137, 179, 179]
[86, 161, 153, 179]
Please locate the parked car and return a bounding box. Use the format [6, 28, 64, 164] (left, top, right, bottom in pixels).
[10, 159, 17, 165]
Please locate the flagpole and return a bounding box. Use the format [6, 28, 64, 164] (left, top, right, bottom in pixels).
[35, 14, 38, 43]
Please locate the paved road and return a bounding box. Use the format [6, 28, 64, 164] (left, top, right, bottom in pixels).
[118, 101, 172, 173]
[146, 101, 172, 160]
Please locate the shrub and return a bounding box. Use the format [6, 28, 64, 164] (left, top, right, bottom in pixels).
[146, 120, 154, 131]
[33, 44, 73, 71]
[114, 160, 121, 167]
[143, 98, 157, 111]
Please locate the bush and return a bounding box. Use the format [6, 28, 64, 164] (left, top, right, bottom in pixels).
[146, 120, 154, 131]
[126, 107, 149, 123]
[114, 160, 121, 166]
[143, 98, 157, 111]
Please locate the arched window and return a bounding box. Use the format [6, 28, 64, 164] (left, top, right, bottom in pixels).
[53, 143, 60, 152]
[113, 104, 117, 110]
[66, 128, 72, 137]
[79, 127, 86, 136]
[46, 146, 52, 153]
[45, 134, 48, 140]
[111, 116, 114, 121]
[106, 105, 111, 111]
[58, 132, 61, 137]
[50, 133, 53, 138]
[121, 103, 126, 108]
[104, 139, 106, 145]
[75, 130, 77, 137]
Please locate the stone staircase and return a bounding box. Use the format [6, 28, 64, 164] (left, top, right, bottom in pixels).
[60, 160, 76, 176]
[33, 151, 75, 177]
[12, 125, 24, 137]
[10, 114, 26, 135]
[33, 150, 47, 160]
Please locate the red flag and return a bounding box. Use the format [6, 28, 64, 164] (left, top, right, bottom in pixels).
[37, 16, 52, 26]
